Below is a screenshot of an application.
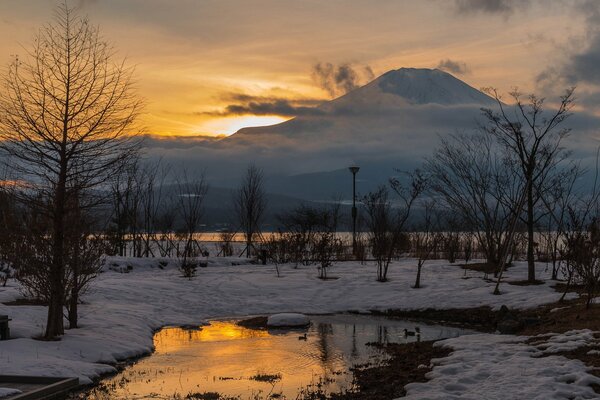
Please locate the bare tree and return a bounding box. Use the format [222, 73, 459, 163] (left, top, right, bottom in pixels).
[482, 88, 574, 282]
[140, 160, 170, 258]
[64, 201, 107, 329]
[234, 165, 267, 258]
[539, 163, 581, 280]
[564, 215, 600, 308]
[310, 203, 342, 279]
[412, 202, 439, 289]
[364, 171, 425, 282]
[277, 203, 338, 266]
[0, 182, 18, 286]
[0, 4, 141, 338]
[175, 171, 208, 279]
[426, 132, 523, 270]
[217, 230, 235, 257]
[109, 159, 142, 257]
[440, 213, 463, 264]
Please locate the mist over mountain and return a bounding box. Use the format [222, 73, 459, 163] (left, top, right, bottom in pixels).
[143, 68, 599, 202]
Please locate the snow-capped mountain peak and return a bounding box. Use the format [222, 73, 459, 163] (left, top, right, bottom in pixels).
[350, 67, 496, 106]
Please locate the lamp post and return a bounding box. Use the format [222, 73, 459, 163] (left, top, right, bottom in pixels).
[349, 165, 360, 257]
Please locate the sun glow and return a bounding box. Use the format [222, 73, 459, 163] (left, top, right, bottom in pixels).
[202, 115, 290, 136]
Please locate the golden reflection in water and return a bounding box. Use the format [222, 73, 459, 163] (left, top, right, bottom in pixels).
[92, 316, 473, 400]
[154, 322, 269, 353]
[102, 321, 352, 399]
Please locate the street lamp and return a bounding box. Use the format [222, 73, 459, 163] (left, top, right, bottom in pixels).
[349, 165, 360, 257]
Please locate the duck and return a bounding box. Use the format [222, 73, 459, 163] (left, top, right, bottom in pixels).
[298, 333, 308, 341]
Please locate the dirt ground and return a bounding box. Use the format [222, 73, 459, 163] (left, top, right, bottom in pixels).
[329, 341, 451, 400]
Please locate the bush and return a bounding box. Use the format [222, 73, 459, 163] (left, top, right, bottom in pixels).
[564, 217, 600, 308]
[180, 258, 199, 279]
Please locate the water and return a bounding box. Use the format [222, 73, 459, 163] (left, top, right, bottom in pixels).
[82, 315, 472, 399]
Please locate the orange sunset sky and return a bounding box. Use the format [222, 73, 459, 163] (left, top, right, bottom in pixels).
[0, 0, 597, 137]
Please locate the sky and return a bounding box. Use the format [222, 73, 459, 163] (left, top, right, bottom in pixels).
[0, 0, 598, 138]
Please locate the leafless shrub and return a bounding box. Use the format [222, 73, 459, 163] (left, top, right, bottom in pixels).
[364, 170, 425, 282]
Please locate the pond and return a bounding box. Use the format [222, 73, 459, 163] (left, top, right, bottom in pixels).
[82, 314, 473, 400]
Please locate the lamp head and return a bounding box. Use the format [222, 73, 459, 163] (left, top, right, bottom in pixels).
[349, 165, 360, 175]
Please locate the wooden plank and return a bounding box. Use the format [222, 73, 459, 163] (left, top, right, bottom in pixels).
[0, 376, 79, 400]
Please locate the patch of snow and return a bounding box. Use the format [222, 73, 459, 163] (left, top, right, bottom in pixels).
[533, 330, 599, 354]
[550, 307, 569, 313]
[0, 388, 21, 397]
[267, 313, 309, 327]
[402, 334, 600, 399]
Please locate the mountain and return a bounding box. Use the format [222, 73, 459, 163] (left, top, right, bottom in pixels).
[229, 68, 495, 141]
[364, 67, 496, 105]
[145, 68, 499, 201]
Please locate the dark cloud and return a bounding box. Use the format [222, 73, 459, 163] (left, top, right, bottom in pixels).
[536, 1, 600, 95]
[363, 65, 375, 81]
[199, 95, 324, 117]
[436, 59, 471, 75]
[559, 1, 600, 85]
[453, 0, 528, 16]
[567, 36, 600, 84]
[311, 62, 375, 98]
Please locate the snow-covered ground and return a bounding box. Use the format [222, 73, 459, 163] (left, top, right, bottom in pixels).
[404, 330, 600, 400]
[0, 256, 584, 397]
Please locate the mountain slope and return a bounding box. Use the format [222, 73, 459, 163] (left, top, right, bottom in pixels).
[229, 68, 494, 140]
[373, 67, 496, 105]
[145, 68, 501, 201]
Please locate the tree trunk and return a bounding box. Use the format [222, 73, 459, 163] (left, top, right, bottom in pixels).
[414, 262, 422, 288]
[68, 285, 78, 329]
[527, 180, 536, 282]
[46, 178, 66, 339]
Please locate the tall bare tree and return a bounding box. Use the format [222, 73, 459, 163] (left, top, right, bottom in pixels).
[234, 165, 267, 258]
[175, 170, 208, 279]
[0, 4, 141, 338]
[482, 88, 574, 282]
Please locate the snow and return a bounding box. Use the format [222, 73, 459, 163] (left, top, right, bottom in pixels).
[403, 333, 600, 400]
[0, 257, 580, 392]
[532, 329, 599, 354]
[266, 313, 309, 327]
[374, 68, 497, 105]
[0, 388, 21, 398]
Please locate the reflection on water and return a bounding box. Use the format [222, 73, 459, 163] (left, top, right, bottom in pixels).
[83, 315, 472, 399]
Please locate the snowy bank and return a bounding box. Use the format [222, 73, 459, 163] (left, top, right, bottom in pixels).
[267, 313, 309, 327]
[0, 257, 577, 386]
[403, 331, 600, 399]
